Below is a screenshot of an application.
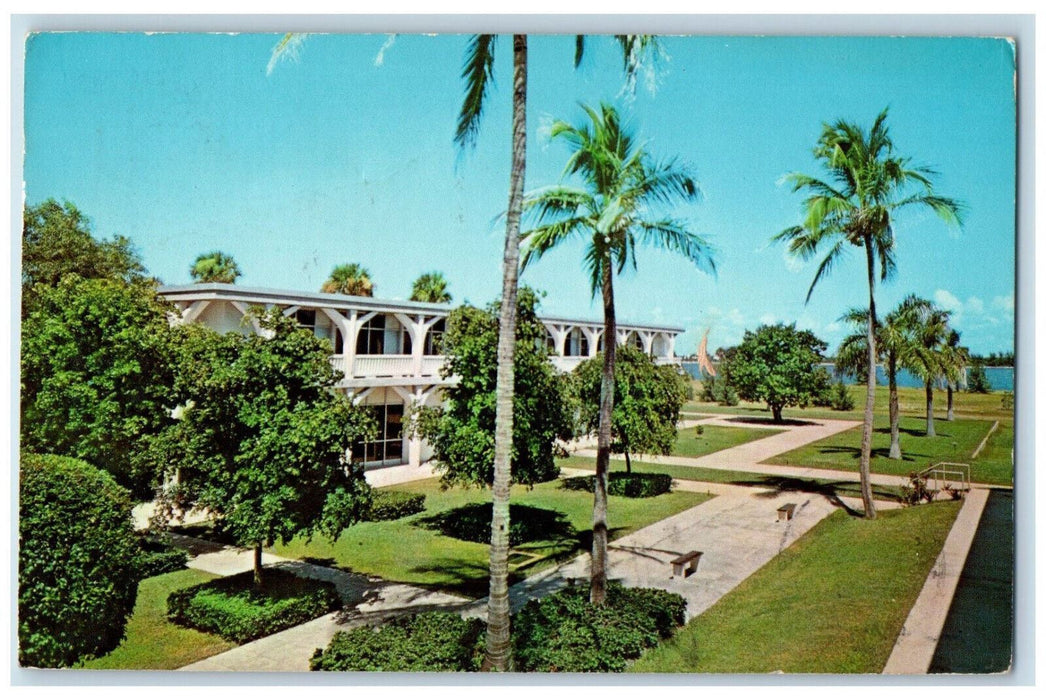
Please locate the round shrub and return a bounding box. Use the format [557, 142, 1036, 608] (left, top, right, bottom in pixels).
[419, 502, 575, 546]
[365, 490, 426, 521]
[18, 453, 142, 668]
[311, 612, 485, 671]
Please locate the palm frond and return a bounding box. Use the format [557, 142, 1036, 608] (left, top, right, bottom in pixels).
[267, 33, 308, 76]
[455, 34, 496, 149]
[635, 220, 717, 277]
[804, 239, 847, 304]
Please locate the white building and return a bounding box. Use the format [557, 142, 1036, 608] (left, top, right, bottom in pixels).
[160, 283, 682, 477]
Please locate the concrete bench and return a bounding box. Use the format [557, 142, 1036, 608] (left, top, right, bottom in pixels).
[671, 550, 702, 578]
[777, 503, 797, 521]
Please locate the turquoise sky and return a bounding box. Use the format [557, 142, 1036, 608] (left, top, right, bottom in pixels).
[22, 32, 1016, 355]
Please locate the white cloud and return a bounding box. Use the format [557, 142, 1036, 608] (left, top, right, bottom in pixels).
[933, 289, 963, 313]
[992, 293, 1015, 312]
[759, 313, 776, 326]
[782, 250, 806, 273]
[967, 296, 985, 314]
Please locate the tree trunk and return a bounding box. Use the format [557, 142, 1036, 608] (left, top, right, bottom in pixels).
[858, 239, 878, 519]
[771, 404, 783, 423]
[481, 34, 526, 674]
[624, 449, 631, 474]
[591, 256, 616, 606]
[888, 354, 902, 460]
[925, 381, 936, 437]
[947, 385, 955, 421]
[253, 543, 264, 589]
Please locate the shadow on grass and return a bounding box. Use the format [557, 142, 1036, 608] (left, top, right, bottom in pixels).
[723, 416, 819, 428]
[728, 475, 901, 515]
[417, 502, 576, 547]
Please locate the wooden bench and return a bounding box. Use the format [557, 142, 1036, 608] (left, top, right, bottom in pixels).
[671, 550, 702, 578]
[777, 503, 797, 521]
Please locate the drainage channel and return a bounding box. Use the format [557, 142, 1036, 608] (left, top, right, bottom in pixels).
[928, 489, 1014, 674]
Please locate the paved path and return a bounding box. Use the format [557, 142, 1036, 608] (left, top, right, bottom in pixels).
[882, 488, 991, 674]
[178, 540, 469, 672]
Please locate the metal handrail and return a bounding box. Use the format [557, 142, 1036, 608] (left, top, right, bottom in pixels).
[918, 461, 971, 495]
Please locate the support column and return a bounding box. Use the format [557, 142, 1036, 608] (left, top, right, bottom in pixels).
[639, 330, 655, 355]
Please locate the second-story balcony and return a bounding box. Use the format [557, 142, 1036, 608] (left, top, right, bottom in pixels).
[330, 354, 448, 380]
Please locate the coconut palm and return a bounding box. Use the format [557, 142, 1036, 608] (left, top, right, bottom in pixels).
[941, 329, 970, 421]
[774, 109, 962, 519]
[837, 295, 932, 460]
[409, 271, 452, 304]
[190, 251, 241, 284]
[905, 304, 952, 437]
[455, 34, 664, 667]
[321, 263, 373, 297]
[521, 102, 715, 604]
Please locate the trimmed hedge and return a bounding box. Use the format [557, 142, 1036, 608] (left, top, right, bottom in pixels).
[137, 536, 189, 578]
[365, 490, 426, 521]
[513, 582, 687, 672]
[560, 472, 673, 498]
[419, 502, 575, 546]
[311, 612, 485, 672]
[19, 453, 142, 668]
[167, 568, 340, 643]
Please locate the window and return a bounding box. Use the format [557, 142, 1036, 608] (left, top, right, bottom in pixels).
[352, 389, 405, 465]
[424, 319, 446, 355]
[356, 315, 411, 355]
[295, 308, 342, 353]
[565, 328, 589, 357]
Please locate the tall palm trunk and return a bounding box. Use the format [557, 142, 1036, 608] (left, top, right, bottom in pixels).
[946, 385, 955, 421]
[591, 255, 616, 606]
[888, 354, 902, 460]
[481, 34, 526, 673]
[925, 381, 936, 437]
[859, 240, 878, 519]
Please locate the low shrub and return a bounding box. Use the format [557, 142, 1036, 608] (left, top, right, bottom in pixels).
[513, 582, 686, 672]
[1000, 391, 1014, 410]
[560, 472, 673, 498]
[829, 381, 856, 411]
[699, 375, 738, 406]
[900, 472, 937, 507]
[419, 503, 575, 546]
[137, 536, 189, 578]
[365, 490, 426, 521]
[167, 568, 340, 643]
[310, 612, 485, 671]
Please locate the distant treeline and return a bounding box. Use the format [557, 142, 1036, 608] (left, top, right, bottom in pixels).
[970, 352, 1015, 366]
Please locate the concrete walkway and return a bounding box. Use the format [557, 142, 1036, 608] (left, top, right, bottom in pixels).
[882, 487, 992, 674]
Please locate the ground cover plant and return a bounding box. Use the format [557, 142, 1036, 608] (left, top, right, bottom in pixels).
[631, 499, 962, 673]
[560, 472, 673, 498]
[19, 453, 142, 668]
[671, 424, 783, 458]
[137, 535, 190, 578]
[311, 612, 486, 672]
[167, 568, 340, 643]
[273, 479, 710, 598]
[768, 416, 1012, 486]
[513, 582, 687, 672]
[80, 568, 234, 670]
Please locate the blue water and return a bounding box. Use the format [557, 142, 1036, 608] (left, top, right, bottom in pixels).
[682, 362, 1014, 392]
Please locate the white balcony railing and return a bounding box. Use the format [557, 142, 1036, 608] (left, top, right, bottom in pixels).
[353, 355, 415, 377]
[420, 356, 445, 376]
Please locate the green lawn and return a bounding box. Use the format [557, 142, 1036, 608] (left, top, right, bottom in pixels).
[631, 499, 962, 673]
[769, 416, 1013, 486]
[273, 477, 711, 599]
[685, 382, 1015, 424]
[671, 424, 782, 458]
[558, 456, 904, 504]
[79, 568, 234, 670]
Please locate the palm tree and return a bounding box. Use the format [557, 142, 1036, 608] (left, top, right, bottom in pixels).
[409, 271, 452, 303]
[837, 295, 932, 460]
[905, 304, 952, 437]
[455, 35, 663, 666]
[321, 263, 373, 297]
[941, 329, 970, 421]
[190, 251, 240, 284]
[774, 109, 962, 519]
[521, 102, 715, 604]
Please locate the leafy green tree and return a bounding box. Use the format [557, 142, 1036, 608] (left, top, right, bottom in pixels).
[20, 276, 177, 498]
[19, 453, 142, 668]
[941, 329, 970, 421]
[570, 346, 688, 473]
[522, 102, 715, 604]
[151, 310, 376, 587]
[190, 250, 241, 284]
[413, 288, 571, 488]
[837, 295, 932, 459]
[774, 108, 962, 518]
[409, 271, 452, 303]
[724, 324, 828, 423]
[22, 198, 146, 311]
[966, 361, 992, 393]
[321, 263, 374, 296]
